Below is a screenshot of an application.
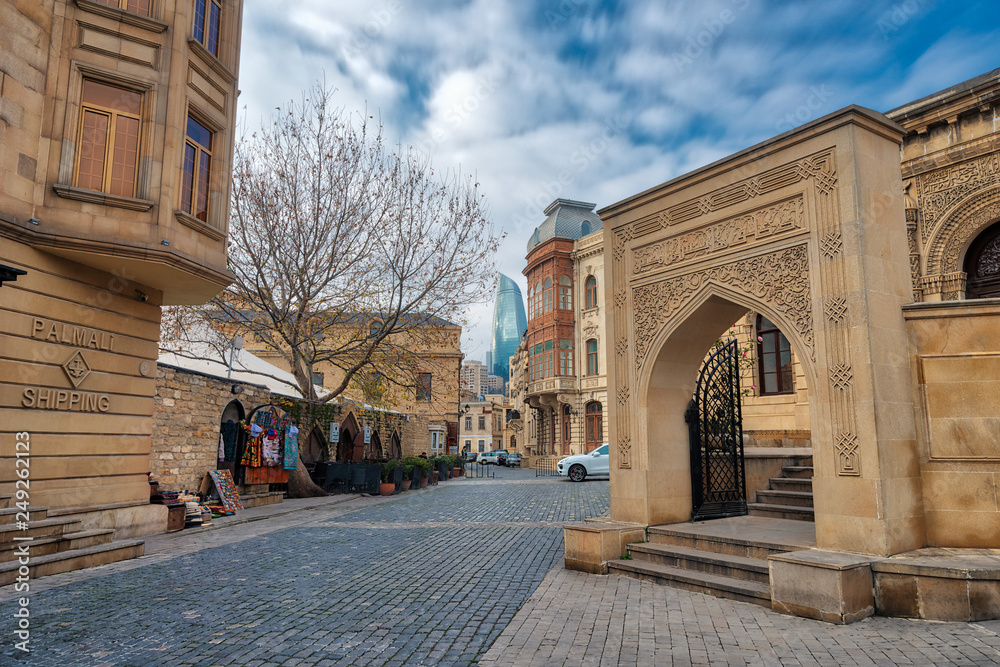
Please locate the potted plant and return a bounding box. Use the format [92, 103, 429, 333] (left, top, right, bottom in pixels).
[379, 460, 397, 496]
[401, 461, 414, 491]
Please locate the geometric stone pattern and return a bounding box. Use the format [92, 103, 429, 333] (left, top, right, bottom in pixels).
[632, 245, 814, 368]
[611, 149, 837, 470]
[632, 196, 805, 275]
[811, 159, 861, 477]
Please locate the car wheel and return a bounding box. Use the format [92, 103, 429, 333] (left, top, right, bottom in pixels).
[568, 464, 586, 482]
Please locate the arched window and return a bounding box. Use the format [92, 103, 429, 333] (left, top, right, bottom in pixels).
[558, 275, 572, 309]
[586, 339, 599, 375]
[534, 281, 543, 318]
[585, 402, 603, 447]
[543, 277, 553, 312]
[756, 315, 793, 394]
[963, 221, 1000, 299]
[585, 276, 598, 309]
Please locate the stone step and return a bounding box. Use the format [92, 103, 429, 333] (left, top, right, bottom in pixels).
[0, 540, 145, 586]
[240, 491, 284, 509]
[0, 529, 115, 562]
[781, 466, 814, 479]
[0, 506, 49, 524]
[747, 503, 815, 522]
[608, 558, 772, 607]
[627, 542, 770, 585]
[769, 477, 812, 492]
[0, 517, 83, 544]
[647, 523, 808, 559]
[755, 490, 814, 508]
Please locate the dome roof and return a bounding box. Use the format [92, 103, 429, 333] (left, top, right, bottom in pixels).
[526, 199, 602, 254]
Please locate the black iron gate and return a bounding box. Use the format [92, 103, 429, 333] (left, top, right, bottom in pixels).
[685, 339, 747, 521]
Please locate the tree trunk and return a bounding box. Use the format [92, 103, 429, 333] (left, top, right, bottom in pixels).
[287, 454, 327, 498]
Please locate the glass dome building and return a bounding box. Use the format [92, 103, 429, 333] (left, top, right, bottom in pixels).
[491, 273, 528, 382]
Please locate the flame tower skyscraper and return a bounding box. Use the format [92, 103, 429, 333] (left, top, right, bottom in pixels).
[490, 273, 528, 383]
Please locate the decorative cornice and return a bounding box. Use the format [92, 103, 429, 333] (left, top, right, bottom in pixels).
[901, 134, 1000, 178]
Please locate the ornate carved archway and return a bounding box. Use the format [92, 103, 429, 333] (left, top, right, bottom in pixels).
[602, 108, 923, 557]
[920, 185, 1000, 300]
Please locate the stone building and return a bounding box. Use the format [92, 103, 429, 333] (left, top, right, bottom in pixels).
[151, 346, 436, 497]
[247, 317, 464, 457]
[512, 199, 608, 458]
[0, 0, 244, 575]
[567, 69, 1000, 625]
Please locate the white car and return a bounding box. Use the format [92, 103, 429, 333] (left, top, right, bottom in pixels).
[557, 444, 609, 482]
[477, 450, 506, 465]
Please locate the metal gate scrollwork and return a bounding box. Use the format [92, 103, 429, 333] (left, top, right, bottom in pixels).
[685, 339, 747, 521]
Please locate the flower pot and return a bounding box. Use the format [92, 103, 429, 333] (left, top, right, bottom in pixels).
[401, 479, 412, 491]
[379, 482, 395, 496]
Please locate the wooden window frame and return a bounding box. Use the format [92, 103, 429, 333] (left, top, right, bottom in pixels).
[756, 315, 794, 395]
[585, 276, 598, 309]
[75, 79, 142, 197]
[92, 0, 151, 16]
[586, 339, 599, 375]
[585, 402, 603, 446]
[193, 0, 222, 57]
[181, 114, 214, 222]
[558, 275, 572, 310]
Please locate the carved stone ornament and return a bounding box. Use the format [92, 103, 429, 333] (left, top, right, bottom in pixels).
[62, 351, 92, 388]
[618, 435, 631, 469]
[917, 153, 1000, 246]
[632, 197, 805, 276]
[836, 432, 860, 476]
[632, 245, 813, 368]
[929, 187, 1000, 276]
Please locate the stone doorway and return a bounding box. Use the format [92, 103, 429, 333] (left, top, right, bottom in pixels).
[601, 107, 923, 558]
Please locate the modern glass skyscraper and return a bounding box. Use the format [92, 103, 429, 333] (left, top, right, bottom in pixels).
[491, 273, 528, 382]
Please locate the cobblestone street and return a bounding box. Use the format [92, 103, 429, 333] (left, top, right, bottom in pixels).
[4, 469, 1000, 666]
[1, 469, 609, 666]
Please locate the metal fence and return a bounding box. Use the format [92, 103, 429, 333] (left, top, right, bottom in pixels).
[464, 461, 496, 479]
[534, 456, 561, 477]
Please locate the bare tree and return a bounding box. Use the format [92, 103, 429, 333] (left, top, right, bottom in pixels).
[163, 85, 499, 495]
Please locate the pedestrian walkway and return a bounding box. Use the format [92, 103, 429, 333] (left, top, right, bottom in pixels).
[480, 562, 1000, 667]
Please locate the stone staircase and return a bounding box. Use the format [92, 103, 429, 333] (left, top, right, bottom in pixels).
[608, 516, 816, 607]
[0, 494, 145, 586]
[748, 455, 814, 522]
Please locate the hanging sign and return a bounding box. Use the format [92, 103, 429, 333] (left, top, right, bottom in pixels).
[364, 425, 372, 444]
[329, 421, 339, 442]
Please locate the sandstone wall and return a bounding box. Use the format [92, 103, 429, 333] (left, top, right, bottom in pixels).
[151, 364, 269, 491]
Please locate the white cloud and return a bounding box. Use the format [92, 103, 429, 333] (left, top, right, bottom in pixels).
[236, 0, 998, 357]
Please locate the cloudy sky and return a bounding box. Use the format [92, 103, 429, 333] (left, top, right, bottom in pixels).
[237, 0, 999, 362]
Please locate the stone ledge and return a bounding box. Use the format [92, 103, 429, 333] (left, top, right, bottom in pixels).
[564, 521, 646, 575]
[873, 548, 1000, 621]
[769, 549, 878, 625]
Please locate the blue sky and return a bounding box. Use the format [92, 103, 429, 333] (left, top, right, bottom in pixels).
[239, 0, 1000, 360]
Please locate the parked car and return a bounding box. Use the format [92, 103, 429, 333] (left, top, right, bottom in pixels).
[505, 452, 522, 467]
[464, 451, 479, 462]
[557, 444, 609, 482]
[478, 450, 506, 465]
